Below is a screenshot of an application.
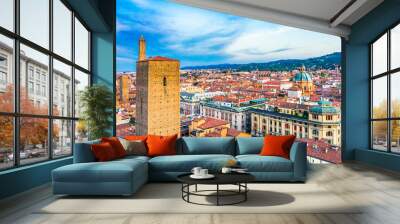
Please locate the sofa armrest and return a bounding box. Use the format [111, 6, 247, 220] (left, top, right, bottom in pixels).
[73, 140, 100, 163]
[289, 142, 307, 181]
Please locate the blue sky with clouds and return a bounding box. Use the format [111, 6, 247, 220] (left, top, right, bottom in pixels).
[117, 0, 341, 72]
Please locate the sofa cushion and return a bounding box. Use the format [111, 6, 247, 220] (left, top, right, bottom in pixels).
[115, 155, 150, 163]
[53, 158, 147, 183]
[236, 137, 264, 155]
[73, 139, 100, 163]
[119, 138, 147, 156]
[236, 155, 293, 172]
[149, 154, 235, 172]
[179, 137, 235, 155]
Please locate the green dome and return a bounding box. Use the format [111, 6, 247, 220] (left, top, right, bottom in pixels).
[293, 71, 312, 82]
[293, 65, 312, 82]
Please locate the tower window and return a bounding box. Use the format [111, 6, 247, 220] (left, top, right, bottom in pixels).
[163, 76, 167, 87]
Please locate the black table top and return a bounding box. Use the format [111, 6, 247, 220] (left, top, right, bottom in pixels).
[177, 172, 255, 185]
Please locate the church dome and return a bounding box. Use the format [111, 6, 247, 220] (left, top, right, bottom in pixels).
[293, 66, 312, 82]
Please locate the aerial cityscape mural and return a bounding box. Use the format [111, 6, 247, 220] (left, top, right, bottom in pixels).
[116, 0, 342, 164]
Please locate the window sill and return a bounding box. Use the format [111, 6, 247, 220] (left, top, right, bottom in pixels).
[0, 156, 72, 176]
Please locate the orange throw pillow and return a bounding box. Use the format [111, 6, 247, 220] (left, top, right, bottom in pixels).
[146, 134, 178, 157]
[91, 142, 117, 162]
[260, 135, 296, 159]
[101, 137, 127, 158]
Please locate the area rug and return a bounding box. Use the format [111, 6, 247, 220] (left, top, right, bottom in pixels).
[37, 183, 362, 214]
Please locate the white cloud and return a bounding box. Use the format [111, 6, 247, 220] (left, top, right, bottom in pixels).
[116, 20, 131, 32]
[117, 56, 135, 63]
[223, 26, 340, 63]
[130, 0, 150, 8]
[119, 0, 341, 64]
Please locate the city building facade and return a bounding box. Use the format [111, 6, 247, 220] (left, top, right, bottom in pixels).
[251, 100, 341, 146]
[200, 99, 267, 132]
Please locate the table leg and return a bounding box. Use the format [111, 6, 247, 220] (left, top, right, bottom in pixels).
[195, 184, 198, 192]
[245, 183, 247, 201]
[217, 184, 219, 206]
[187, 184, 190, 202]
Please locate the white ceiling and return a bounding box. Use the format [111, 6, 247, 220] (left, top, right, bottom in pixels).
[172, 0, 384, 38]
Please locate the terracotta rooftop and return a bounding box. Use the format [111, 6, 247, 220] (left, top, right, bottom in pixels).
[297, 138, 342, 164]
[195, 117, 229, 129]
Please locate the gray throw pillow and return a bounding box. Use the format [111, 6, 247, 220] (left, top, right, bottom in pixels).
[119, 138, 147, 156]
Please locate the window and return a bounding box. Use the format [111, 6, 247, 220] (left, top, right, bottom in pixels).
[53, 59, 72, 117]
[74, 69, 89, 118]
[28, 67, 34, 79]
[0, 71, 6, 85]
[0, 116, 13, 169]
[0, 35, 13, 112]
[0, 55, 7, 67]
[20, 0, 49, 48]
[0, 0, 14, 31]
[370, 23, 400, 153]
[53, 0, 72, 60]
[163, 76, 167, 86]
[19, 117, 49, 165]
[74, 18, 90, 70]
[42, 85, 46, 97]
[53, 119, 72, 158]
[0, 1, 91, 170]
[28, 82, 34, 93]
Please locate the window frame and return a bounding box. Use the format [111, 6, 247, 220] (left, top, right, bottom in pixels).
[370, 21, 400, 154]
[0, 0, 92, 171]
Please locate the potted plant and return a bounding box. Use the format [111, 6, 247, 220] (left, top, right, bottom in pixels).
[79, 84, 114, 140]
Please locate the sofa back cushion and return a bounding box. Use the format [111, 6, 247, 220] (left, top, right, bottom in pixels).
[73, 139, 100, 163]
[236, 137, 264, 155]
[179, 137, 235, 155]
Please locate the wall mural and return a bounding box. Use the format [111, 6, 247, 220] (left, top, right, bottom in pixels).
[115, 0, 342, 164]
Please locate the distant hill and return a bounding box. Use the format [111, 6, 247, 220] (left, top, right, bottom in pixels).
[182, 52, 341, 71]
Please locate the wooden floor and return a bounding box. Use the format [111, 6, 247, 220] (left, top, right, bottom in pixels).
[1, 162, 400, 224]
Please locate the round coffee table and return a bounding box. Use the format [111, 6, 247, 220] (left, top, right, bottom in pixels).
[177, 173, 255, 206]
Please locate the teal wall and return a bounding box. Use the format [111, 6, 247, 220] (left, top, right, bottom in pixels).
[344, 0, 400, 171]
[0, 158, 72, 199]
[0, 0, 115, 200]
[92, 32, 115, 135]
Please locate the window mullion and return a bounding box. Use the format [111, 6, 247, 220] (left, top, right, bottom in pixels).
[388, 30, 391, 152]
[48, 0, 54, 160]
[14, 0, 20, 167]
[71, 10, 76, 154]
